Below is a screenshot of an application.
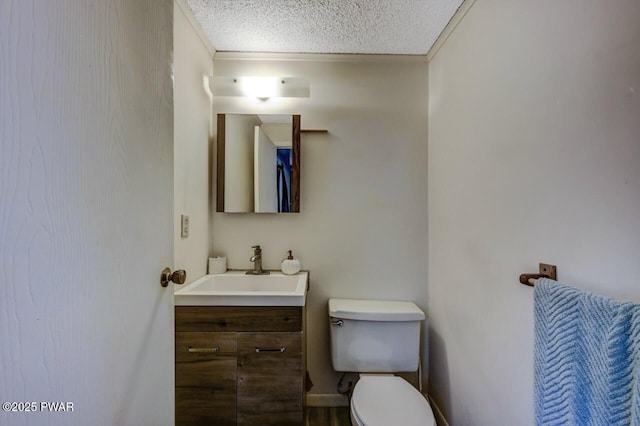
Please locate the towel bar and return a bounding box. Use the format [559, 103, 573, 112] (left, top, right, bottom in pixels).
[520, 263, 557, 287]
[519, 274, 548, 287]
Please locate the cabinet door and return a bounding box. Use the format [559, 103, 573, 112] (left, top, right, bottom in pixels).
[175, 332, 237, 426]
[237, 332, 303, 425]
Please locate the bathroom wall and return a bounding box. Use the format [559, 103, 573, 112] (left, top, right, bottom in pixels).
[211, 54, 429, 400]
[427, 0, 640, 424]
[174, 0, 214, 282]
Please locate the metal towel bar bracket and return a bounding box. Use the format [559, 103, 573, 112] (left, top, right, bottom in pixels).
[520, 263, 557, 287]
[520, 273, 549, 287]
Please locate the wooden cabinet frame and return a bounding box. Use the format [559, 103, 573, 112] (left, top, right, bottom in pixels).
[175, 306, 306, 425]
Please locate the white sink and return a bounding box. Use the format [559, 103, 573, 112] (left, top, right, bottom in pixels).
[174, 271, 308, 306]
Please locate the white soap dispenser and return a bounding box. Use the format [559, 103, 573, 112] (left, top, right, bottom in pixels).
[281, 250, 301, 275]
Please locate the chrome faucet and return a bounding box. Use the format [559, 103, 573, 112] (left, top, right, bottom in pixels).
[246, 245, 270, 275]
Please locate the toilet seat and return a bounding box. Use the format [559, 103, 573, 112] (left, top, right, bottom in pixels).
[351, 375, 436, 426]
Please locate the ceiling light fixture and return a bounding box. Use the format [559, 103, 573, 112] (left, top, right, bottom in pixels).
[209, 76, 310, 99]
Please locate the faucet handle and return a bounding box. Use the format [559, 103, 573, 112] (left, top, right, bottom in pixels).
[251, 245, 261, 250]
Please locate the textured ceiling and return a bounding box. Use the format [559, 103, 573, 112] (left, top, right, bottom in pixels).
[185, 0, 464, 55]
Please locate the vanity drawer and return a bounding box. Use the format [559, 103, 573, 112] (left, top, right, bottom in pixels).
[175, 306, 302, 332]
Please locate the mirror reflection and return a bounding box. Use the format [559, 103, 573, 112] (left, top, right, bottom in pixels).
[216, 114, 300, 213]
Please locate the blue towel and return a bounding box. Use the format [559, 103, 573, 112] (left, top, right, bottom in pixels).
[535, 278, 640, 426]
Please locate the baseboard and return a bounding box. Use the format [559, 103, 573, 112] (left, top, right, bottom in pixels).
[427, 394, 450, 426]
[306, 393, 349, 407]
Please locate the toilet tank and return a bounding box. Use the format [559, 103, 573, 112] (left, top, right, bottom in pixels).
[329, 298, 425, 372]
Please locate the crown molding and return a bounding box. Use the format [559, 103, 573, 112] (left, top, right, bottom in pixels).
[175, 0, 216, 56]
[426, 0, 477, 62]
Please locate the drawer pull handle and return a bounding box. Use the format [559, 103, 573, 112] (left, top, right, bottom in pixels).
[188, 346, 220, 353]
[255, 347, 285, 353]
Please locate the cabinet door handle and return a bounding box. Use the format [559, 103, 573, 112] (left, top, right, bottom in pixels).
[254, 347, 285, 353]
[188, 346, 220, 353]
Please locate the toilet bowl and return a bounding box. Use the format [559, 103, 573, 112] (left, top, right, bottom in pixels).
[328, 298, 436, 426]
[350, 375, 436, 426]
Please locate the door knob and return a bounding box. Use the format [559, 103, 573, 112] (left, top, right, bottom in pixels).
[161, 267, 187, 287]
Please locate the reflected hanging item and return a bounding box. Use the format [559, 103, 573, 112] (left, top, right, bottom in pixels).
[281, 250, 301, 275]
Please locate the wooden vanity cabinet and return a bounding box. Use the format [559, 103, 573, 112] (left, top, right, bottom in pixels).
[175, 306, 305, 426]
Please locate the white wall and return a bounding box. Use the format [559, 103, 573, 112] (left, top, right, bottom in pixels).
[427, 0, 640, 424]
[211, 54, 429, 397]
[262, 123, 292, 147]
[223, 114, 260, 212]
[174, 1, 214, 282]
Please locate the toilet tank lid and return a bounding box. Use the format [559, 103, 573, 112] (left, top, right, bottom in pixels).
[328, 298, 425, 321]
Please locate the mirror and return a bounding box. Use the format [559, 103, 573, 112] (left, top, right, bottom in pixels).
[216, 114, 300, 213]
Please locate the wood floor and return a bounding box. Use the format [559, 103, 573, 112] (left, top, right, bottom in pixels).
[306, 406, 351, 426]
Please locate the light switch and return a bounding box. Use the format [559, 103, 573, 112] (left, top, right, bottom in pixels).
[181, 214, 190, 238]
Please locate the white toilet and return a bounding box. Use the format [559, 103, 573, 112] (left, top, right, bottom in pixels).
[328, 298, 436, 426]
